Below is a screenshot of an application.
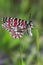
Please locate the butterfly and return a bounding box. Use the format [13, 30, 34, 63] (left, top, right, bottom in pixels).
[2, 17, 33, 38]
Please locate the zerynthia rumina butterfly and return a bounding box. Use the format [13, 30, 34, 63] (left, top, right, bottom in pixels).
[1, 17, 33, 38]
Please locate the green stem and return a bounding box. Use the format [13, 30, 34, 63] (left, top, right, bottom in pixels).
[20, 46, 23, 65]
[36, 29, 40, 64]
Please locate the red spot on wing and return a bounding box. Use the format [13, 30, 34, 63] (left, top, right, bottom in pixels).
[13, 19, 17, 27]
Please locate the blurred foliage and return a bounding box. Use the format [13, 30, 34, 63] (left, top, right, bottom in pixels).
[0, 0, 43, 65]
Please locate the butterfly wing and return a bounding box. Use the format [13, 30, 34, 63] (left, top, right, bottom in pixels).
[2, 17, 24, 38]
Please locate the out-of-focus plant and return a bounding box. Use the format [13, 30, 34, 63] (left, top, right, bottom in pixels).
[0, 0, 43, 65]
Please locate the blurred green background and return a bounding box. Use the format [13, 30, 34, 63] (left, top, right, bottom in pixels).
[0, 0, 43, 65]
